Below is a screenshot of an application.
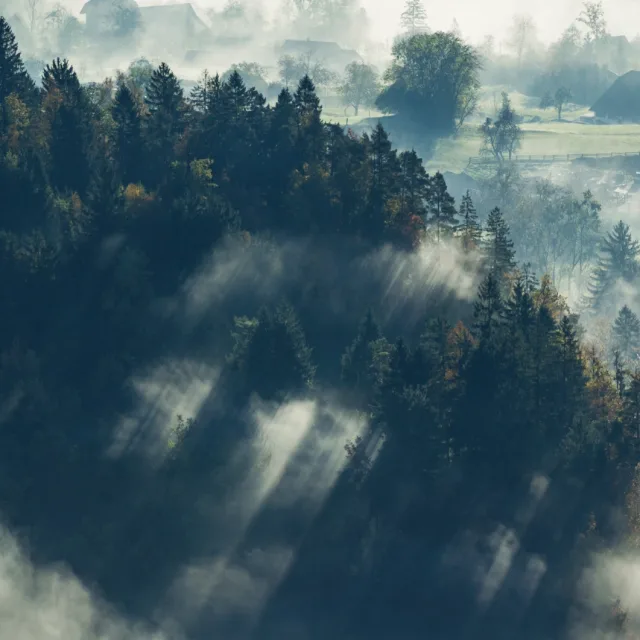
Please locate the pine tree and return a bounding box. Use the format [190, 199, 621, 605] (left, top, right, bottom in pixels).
[612, 305, 640, 361]
[112, 83, 143, 185]
[504, 273, 536, 339]
[473, 272, 504, 343]
[42, 58, 90, 194]
[0, 17, 35, 135]
[483, 206, 516, 286]
[623, 369, 640, 440]
[556, 315, 585, 432]
[294, 74, 321, 121]
[146, 62, 184, 126]
[341, 309, 382, 394]
[293, 74, 324, 162]
[145, 62, 184, 182]
[365, 123, 400, 242]
[457, 190, 482, 252]
[223, 69, 249, 123]
[42, 58, 83, 105]
[589, 221, 640, 311]
[400, 0, 428, 35]
[397, 149, 429, 226]
[426, 172, 457, 243]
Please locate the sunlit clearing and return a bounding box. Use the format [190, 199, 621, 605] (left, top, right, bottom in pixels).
[107, 359, 219, 463]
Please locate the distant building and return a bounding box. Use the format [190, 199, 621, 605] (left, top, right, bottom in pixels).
[590, 70, 640, 123]
[80, 0, 209, 49]
[138, 4, 209, 49]
[80, 0, 140, 36]
[278, 39, 362, 71]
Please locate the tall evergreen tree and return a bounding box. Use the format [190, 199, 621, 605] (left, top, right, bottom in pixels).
[145, 62, 184, 182]
[483, 206, 516, 286]
[293, 74, 324, 163]
[473, 272, 504, 343]
[612, 305, 640, 361]
[341, 309, 382, 394]
[0, 17, 35, 135]
[223, 70, 249, 123]
[397, 149, 429, 237]
[146, 62, 184, 120]
[457, 190, 482, 252]
[426, 172, 457, 243]
[400, 0, 428, 35]
[589, 221, 640, 311]
[112, 83, 143, 185]
[365, 123, 400, 242]
[42, 58, 90, 194]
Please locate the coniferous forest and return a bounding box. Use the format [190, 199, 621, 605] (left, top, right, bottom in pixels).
[2, 15, 640, 640]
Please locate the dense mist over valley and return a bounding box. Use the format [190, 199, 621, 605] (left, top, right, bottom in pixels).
[3, 0, 640, 638]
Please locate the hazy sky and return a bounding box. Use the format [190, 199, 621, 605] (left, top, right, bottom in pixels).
[359, 0, 639, 44]
[62, 0, 640, 45]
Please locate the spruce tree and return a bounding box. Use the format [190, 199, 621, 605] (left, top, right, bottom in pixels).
[341, 309, 382, 394]
[400, 0, 428, 35]
[145, 62, 184, 182]
[112, 83, 143, 185]
[458, 190, 482, 252]
[473, 272, 503, 343]
[612, 305, 640, 361]
[42, 58, 90, 194]
[293, 74, 324, 163]
[426, 172, 457, 243]
[589, 221, 640, 311]
[223, 69, 249, 123]
[397, 149, 429, 226]
[294, 74, 321, 121]
[365, 123, 400, 242]
[0, 17, 35, 134]
[483, 206, 516, 286]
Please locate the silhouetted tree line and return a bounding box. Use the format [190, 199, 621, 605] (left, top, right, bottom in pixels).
[0, 16, 639, 640]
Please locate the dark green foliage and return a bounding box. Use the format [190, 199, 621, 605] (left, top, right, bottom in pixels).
[426, 171, 457, 243]
[112, 83, 143, 185]
[473, 272, 503, 342]
[341, 309, 381, 395]
[378, 31, 481, 131]
[612, 305, 640, 360]
[0, 51, 637, 640]
[42, 58, 90, 195]
[484, 206, 516, 286]
[0, 17, 36, 134]
[229, 304, 315, 401]
[589, 221, 640, 311]
[458, 190, 482, 252]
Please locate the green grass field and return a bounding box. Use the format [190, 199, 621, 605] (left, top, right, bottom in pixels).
[320, 86, 640, 173]
[426, 121, 640, 173]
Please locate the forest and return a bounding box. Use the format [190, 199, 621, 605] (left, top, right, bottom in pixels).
[1, 12, 640, 640]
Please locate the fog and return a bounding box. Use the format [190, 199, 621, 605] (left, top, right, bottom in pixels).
[11, 0, 640, 47]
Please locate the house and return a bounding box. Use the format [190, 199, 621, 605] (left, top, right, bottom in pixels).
[138, 3, 209, 49]
[80, 0, 140, 36]
[590, 70, 640, 122]
[278, 40, 362, 71]
[79, 0, 209, 49]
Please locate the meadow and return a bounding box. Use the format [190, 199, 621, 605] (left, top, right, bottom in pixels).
[322, 87, 640, 174]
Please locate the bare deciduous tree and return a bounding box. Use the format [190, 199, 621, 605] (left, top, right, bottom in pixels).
[26, 0, 42, 34]
[578, 1, 607, 42]
[507, 14, 536, 68]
